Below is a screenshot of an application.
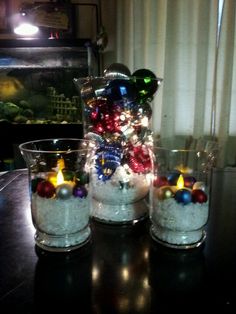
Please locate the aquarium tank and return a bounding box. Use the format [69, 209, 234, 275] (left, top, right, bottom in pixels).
[0, 39, 97, 125]
[0, 39, 98, 170]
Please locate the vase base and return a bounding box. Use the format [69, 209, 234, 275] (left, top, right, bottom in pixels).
[150, 224, 206, 249]
[35, 226, 91, 252]
[91, 197, 149, 225]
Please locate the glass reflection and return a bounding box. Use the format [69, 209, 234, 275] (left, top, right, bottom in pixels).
[149, 242, 207, 312]
[33, 245, 92, 313]
[91, 221, 151, 313]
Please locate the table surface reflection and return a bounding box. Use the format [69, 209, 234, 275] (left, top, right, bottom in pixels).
[0, 168, 236, 313]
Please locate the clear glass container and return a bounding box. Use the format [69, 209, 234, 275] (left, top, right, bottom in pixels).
[150, 139, 218, 249]
[74, 70, 162, 224]
[19, 138, 93, 252]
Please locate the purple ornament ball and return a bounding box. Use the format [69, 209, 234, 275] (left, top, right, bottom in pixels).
[184, 176, 197, 188]
[73, 186, 88, 198]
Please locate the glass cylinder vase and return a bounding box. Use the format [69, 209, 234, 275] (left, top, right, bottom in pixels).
[19, 138, 93, 252]
[74, 68, 162, 224]
[150, 139, 218, 249]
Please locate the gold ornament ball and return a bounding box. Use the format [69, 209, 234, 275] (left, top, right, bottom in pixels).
[156, 186, 174, 200]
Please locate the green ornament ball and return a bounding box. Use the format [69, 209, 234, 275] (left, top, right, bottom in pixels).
[75, 170, 89, 186]
[132, 68, 158, 100]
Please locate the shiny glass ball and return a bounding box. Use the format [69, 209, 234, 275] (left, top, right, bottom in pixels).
[56, 184, 73, 199]
[36, 180, 55, 198]
[192, 189, 207, 203]
[174, 189, 192, 205]
[73, 186, 88, 198]
[156, 186, 175, 200]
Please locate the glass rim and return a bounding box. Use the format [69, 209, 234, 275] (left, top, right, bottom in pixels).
[153, 146, 217, 153]
[19, 138, 93, 154]
[74, 75, 163, 83]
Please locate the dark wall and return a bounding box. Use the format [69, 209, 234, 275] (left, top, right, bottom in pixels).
[0, 122, 83, 170]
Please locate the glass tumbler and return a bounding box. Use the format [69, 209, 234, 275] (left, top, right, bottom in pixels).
[74, 69, 162, 224]
[19, 138, 93, 252]
[150, 141, 218, 249]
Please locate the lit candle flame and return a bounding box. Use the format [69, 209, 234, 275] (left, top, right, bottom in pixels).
[177, 174, 184, 189]
[57, 158, 65, 170]
[56, 169, 65, 186]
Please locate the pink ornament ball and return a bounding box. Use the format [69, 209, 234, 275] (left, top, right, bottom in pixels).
[192, 189, 207, 203]
[36, 180, 55, 198]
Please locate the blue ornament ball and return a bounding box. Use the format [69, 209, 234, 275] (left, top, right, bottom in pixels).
[174, 189, 192, 205]
[168, 171, 181, 185]
[104, 79, 137, 102]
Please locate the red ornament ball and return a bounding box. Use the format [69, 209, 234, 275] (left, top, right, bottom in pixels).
[192, 189, 207, 203]
[36, 180, 55, 198]
[128, 147, 151, 173]
[154, 176, 169, 187]
[93, 122, 105, 134]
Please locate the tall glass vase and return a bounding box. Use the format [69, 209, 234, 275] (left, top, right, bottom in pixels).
[74, 64, 162, 224]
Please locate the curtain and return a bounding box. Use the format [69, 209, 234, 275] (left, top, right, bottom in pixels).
[113, 0, 236, 167]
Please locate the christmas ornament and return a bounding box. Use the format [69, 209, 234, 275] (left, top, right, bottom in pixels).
[132, 69, 159, 100]
[192, 189, 207, 203]
[73, 186, 88, 198]
[31, 177, 44, 193]
[168, 171, 181, 185]
[95, 142, 122, 181]
[56, 183, 73, 199]
[127, 145, 151, 173]
[104, 63, 131, 79]
[192, 181, 206, 191]
[184, 176, 196, 188]
[79, 77, 109, 106]
[154, 176, 169, 187]
[62, 169, 74, 181]
[156, 186, 174, 200]
[137, 102, 153, 120]
[104, 79, 137, 102]
[36, 180, 55, 198]
[75, 170, 89, 185]
[174, 189, 192, 205]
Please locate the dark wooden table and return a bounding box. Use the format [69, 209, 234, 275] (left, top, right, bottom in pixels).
[0, 168, 236, 313]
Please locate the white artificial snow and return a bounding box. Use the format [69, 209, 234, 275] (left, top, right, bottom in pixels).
[151, 193, 209, 246]
[90, 168, 150, 223]
[31, 194, 90, 248]
[91, 197, 149, 223]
